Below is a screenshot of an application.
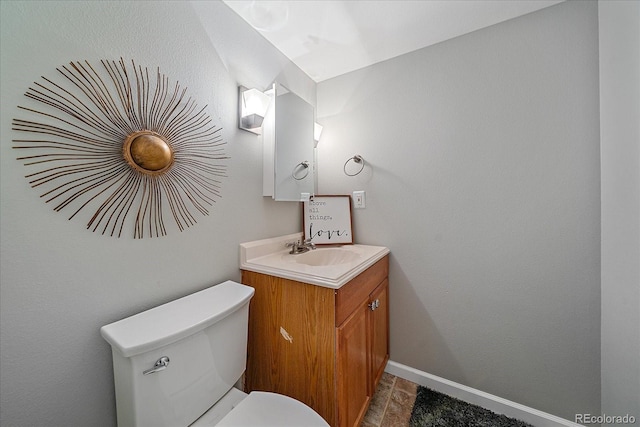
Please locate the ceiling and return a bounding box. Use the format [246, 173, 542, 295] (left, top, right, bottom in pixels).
[222, 0, 563, 82]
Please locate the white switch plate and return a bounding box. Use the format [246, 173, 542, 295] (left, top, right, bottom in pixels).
[353, 191, 366, 209]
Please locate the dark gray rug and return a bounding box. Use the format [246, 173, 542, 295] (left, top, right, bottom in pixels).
[409, 386, 535, 427]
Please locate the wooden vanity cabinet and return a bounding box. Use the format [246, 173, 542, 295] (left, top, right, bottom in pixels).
[241, 255, 389, 427]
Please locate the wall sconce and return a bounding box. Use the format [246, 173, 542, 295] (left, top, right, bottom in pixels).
[314, 122, 323, 141]
[238, 86, 271, 134]
[314, 122, 323, 147]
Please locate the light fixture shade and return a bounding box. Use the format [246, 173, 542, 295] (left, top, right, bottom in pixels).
[239, 86, 271, 134]
[314, 122, 323, 142]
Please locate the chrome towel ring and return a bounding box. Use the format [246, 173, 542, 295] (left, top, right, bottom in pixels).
[343, 155, 365, 176]
[292, 161, 310, 180]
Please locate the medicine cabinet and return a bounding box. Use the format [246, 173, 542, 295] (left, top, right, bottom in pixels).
[262, 83, 315, 201]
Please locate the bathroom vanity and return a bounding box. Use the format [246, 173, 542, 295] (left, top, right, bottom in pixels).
[240, 234, 390, 427]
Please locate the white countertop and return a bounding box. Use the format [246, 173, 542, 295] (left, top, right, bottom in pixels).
[240, 233, 389, 289]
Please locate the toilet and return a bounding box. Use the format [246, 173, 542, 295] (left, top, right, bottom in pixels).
[100, 280, 329, 427]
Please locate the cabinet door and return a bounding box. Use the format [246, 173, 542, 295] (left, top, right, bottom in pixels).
[242, 271, 336, 424]
[336, 302, 370, 427]
[369, 279, 389, 392]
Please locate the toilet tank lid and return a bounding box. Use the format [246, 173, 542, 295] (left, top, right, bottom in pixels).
[100, 281, 254, 358]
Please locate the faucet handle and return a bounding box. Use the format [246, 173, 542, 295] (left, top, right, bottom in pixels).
[286, 240, 301, 254]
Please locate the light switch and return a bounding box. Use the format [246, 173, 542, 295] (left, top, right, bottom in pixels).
[353, 191, 366, 209]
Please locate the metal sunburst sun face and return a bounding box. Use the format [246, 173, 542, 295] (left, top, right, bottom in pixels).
[12, 58, 228, 238]
[123, 131, 174, 174]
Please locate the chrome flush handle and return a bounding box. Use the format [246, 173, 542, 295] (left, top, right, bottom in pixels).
[143, 356, 170, 375]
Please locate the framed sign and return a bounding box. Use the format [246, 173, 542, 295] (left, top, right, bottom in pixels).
[303, 195, 353, 245]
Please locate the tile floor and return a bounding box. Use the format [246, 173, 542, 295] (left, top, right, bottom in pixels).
[361, 373, 419, 427]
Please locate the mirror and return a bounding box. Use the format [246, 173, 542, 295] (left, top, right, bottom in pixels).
[262, 83, 315, 201]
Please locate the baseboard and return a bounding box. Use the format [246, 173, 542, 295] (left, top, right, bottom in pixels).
[385, 360, 583, 427]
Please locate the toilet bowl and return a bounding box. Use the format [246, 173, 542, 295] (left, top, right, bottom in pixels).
[100, 280, 329, 427]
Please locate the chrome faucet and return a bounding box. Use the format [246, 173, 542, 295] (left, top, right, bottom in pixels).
[286, 238, 316, 254]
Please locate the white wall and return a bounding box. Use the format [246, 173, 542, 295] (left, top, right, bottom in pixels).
[599, 0, 640, 423]
[317, 1, 600, 420]
[0, 1, 312, 426]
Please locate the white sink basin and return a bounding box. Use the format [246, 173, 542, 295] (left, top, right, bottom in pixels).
[291, 248, 361, 266]
[240, 233, 389, 289]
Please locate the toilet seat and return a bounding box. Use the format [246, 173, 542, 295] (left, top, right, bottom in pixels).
[216, 391, 329, 427]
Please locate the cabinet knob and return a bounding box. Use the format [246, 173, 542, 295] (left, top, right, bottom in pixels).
[368, 299, 380, 311]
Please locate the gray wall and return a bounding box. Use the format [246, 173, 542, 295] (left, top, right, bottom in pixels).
[317, 1, 601, 420]
[599, 1, 640, 423]
[0, 2, 311, 426]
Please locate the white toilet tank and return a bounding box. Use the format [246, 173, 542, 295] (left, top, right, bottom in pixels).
[100, 281, 255, 427]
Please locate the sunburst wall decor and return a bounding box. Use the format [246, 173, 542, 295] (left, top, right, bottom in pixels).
[12, 58, 228, 238]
